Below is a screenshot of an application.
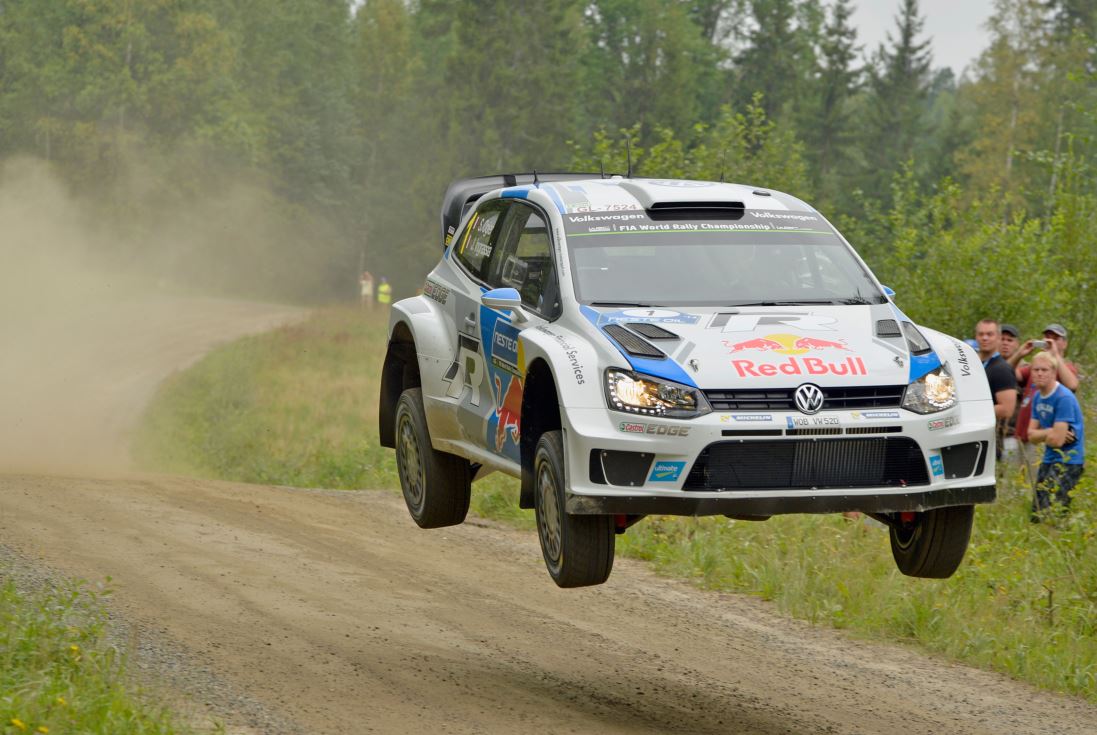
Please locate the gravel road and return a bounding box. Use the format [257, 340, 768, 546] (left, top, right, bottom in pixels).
[1, 295, 1095, 734]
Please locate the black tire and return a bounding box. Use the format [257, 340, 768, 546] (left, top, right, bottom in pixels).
[889, 505, 974, 579]
[394, 388, 471, 529]
[534, 430, 615, 588]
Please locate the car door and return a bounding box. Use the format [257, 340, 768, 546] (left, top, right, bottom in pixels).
[477, 201, 561, 464]
[442, 199, 510, 451]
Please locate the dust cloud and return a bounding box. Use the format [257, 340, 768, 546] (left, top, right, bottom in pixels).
[0, 156, 306, 475]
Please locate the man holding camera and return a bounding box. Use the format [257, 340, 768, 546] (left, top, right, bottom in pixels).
[1011, 323, 1081, 446]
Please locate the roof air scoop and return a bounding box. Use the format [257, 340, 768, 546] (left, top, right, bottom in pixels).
[647, 201, 746, 221]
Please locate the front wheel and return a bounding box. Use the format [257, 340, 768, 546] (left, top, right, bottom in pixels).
[395, 388, 471, 528]
[534, 431, 614, 588]
[889, 505, 974, 579]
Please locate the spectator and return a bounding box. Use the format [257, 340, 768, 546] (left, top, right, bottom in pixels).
[999, 323, 1020, 361]
[999, 324, 1022, 460]
[974, 318, 1018, 459]
[1009, 323, 1081, 446]
[377, 276, 392, 308]
[1026, 351, 1085, 518]
[359, 270, 374, 311]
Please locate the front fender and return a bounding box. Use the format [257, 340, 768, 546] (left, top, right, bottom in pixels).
[519, 323, 608, 409]
[923, 328, 991, 402]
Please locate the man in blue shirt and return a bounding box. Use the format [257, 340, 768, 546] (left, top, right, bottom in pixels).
[1027, 352, 1085, 518]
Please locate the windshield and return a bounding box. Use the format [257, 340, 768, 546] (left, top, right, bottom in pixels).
[563, 210, 885, 307]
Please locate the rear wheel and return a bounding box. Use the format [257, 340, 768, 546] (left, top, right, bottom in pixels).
[534, 431, 614, 588]
[889, 505, 974, 579]
[395, 388, 471, 528]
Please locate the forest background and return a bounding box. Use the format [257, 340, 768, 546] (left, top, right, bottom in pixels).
[1, 0, 1096, 362]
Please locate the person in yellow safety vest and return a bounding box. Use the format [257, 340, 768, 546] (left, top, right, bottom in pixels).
[377, 276, 392, 307]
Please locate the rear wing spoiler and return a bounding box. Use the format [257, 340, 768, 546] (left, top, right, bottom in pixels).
[440, 172, 605, 248]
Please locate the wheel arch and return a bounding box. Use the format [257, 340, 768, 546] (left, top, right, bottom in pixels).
[519, 357, 562, 509]
[379, 319, 421, 448]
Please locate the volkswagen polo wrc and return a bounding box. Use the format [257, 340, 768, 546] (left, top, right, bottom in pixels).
[380, 173, 996, 588]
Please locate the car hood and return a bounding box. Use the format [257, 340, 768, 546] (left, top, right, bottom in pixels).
[580, 304, 921, 390]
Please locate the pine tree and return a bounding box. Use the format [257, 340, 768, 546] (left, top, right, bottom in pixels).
[582, 0, 722, 139]
[731, 0, 819, 121]
[804, 0, 860, 202]
[858, 0, 933, 202]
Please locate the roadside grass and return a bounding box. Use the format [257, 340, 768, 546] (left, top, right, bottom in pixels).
[0, 576, 192, 734]
[136, 306, 1097, 702]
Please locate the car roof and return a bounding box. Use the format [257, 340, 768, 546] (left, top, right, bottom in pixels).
[440, 174, 817, 245]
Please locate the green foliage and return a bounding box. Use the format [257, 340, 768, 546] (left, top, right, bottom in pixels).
[569, 97, 811, 196]
[0, 577, 191, 734]
[2, 0, 1097, 307]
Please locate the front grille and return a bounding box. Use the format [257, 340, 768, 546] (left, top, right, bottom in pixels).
[703, 385, 905, 411]
[683, 437, 929, 491]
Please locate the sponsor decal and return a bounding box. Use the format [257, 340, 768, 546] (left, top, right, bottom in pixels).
[721, 414, 773, 423]
[851, 410, 901, 420]
[950, 340, 972, 377]
[565, 212, 646, 223]
[599, 308, 701, 326]
[929, 454, 944, 477]
[709, 313, 838, 333]
[492, 375, 522, 452]
[928, 415, 960, 431]
[618, 422, 691, 436]
[729, 356, 868, 378]
[423, 280, 450, 305]
[647, 180, 714, 188]
[536, 325, 586, 384]
[491, 319, 521, 375]
[648, 461, 686, 483]
[787, 415, 840, 428]
[443, 334, 485, 407]
[725, 333, 849, 355]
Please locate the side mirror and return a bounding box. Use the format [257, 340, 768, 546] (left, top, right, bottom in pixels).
[882, 285, 896, 299]
[481, 287, 528, 322]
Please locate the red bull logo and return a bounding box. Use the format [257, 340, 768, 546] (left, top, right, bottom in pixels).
[724, 333, 865, 377]
[731, 356, 867, 378]
[723, 333, 849, 355]
[493, 375, 522, 451]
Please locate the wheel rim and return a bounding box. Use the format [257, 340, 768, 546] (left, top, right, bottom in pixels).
[537, 460, 562, 565]
[892, 515, 920, 550]
[397, 412, 424, 510]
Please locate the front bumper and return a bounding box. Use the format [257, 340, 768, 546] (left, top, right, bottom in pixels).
[562, 401, 998, 516]
[567, 484, 996, 516]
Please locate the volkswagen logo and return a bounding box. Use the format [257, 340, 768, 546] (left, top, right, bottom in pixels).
[794, 384, 824, 415]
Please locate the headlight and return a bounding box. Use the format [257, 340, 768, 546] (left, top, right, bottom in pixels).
[604, 368, 711, 419]
[902, 364, 957, 414]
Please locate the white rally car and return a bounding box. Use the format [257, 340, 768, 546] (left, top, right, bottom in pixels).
[380, 174, 996, 588]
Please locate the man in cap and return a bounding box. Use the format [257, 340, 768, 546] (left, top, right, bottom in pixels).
[999, 323, 1021, 362]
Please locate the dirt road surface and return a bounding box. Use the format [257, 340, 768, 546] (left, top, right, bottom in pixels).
[2, 297, 1096, 734]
